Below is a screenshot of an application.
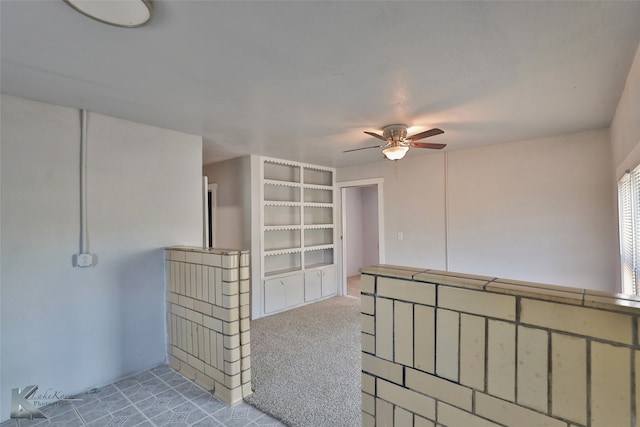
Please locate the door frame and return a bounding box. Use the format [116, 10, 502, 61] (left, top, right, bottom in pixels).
[336, 178, 385, 295]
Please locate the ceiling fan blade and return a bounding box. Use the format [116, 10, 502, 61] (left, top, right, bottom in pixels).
[364, 131, 388, 141]
[343, 144, 385, 153]
[407, 128, 444, 141]
[411, 142, 447, 150]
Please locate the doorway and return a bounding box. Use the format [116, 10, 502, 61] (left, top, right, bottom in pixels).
[203, 181, 218, 248]
[338, 178, 385, 296]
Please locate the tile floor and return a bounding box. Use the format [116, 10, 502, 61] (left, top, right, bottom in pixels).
[2, 365, 285, 427]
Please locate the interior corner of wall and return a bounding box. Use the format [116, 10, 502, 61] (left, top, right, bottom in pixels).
[615, 139, 640, 180]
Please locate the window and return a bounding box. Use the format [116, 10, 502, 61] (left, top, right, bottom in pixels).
[618, 166, 640, 295]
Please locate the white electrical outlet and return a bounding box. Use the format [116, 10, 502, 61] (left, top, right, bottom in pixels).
[397, 232, 404, 241]
[77, 253, 93, 267]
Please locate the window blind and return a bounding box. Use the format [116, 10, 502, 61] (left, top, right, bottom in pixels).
[618, 168, 640, 295]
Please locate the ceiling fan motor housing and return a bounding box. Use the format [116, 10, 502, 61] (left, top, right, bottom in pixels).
[382, 124, 409, 143]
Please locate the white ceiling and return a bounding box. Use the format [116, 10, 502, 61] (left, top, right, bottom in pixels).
[2, 1, 640, 168]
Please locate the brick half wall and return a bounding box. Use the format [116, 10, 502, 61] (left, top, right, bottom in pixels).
[165, 247, 251, 406]
[361, 265, 640, 427]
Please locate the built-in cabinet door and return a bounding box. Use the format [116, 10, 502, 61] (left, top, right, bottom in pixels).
[304, 270, 322, 302]
[321, 266, 337, 297]
[264, 273, 304, 314]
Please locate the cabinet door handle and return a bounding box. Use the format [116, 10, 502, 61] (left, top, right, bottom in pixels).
[280, 280, 285, 286]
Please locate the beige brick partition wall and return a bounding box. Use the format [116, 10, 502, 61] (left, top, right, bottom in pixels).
[361, 265, 640, 427]
[165, 247, 251, 406]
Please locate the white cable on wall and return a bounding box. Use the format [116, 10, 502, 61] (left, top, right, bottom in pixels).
[80, 109, 88, 253]
[203, 176, 209, 248]
[444, 151, 449, 271]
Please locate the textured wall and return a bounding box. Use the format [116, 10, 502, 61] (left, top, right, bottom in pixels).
[337, 129, 617, 292]
[0, 95, 202, 421]
[202, 156, 252, 250]
[612, 42, 640, 178]
[446, 129, 616, 289]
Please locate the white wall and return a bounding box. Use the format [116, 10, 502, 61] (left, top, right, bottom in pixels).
[337, 129, 617, 291]
[447, 129, 616, 287]
[203, 156, 251, 250]
[0, 95, 203, 421]
[361, 186, 379, 268]
[609, 41, 640, 288]
[338, 153, 448, 271]
[611, 42, 640, 178]
[345, 187, 364, 276]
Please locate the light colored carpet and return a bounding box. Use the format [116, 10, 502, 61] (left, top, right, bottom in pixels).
[246, 296, 361, 427]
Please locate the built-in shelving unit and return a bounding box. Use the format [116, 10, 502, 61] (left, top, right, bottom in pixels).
[259, 157, 336, 316]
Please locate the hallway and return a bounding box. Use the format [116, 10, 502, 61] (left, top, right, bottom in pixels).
[347, 275, 361, 298]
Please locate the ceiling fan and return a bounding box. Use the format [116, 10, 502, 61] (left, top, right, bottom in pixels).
[344, 124, 445, 160]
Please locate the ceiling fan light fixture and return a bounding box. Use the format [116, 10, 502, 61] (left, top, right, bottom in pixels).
[382, 145, 409, 160]
[344, 125, 445, 157]
[64, 0, 153, 28]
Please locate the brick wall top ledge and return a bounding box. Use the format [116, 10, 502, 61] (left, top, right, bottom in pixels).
[360, 264, 640, 314]
[166, 245, 248, 256]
